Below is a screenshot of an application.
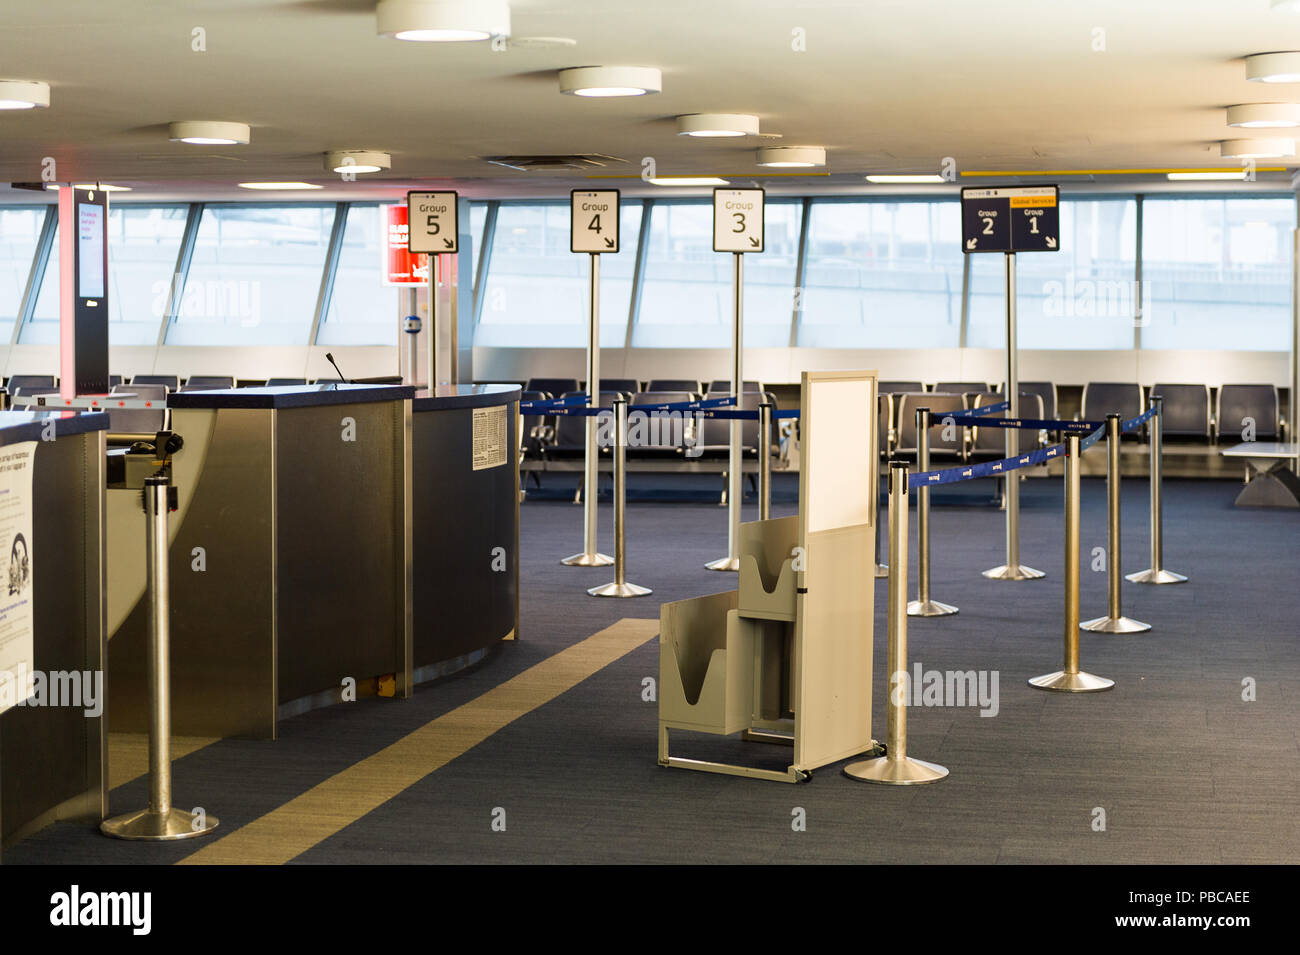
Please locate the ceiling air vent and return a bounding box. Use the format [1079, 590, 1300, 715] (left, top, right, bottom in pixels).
[482, 154, 626, 172]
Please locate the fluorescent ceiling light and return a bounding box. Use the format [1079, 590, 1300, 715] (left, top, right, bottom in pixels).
[558, 66, 661, 97]
[1227, 103, 1300, 127]
[169, 121, 250, 145]
[1246, 52, 1300, 83]
[1165, 171, 1249, 181]
[72, 183, 131, 192]
[1220, 138, 1295, 158]
[0, 80, 50, 110]
[647, 176, 729, 186]
[756, 145, 825, 167]
[324, 149, 391, 174]
[677, 113, 759, 137]
[1271, 0, 1300, 11]
[377, 0, 509, 41]
[238, 181, 323, 190]
[865, 174, 946, 183]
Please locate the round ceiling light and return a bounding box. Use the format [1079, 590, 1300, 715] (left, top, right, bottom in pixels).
[1220, 138, 1296, 158]
[377, 0, 509, 41]
[324, 150, 391, 174]
[677, 113, 759, 137]
[558, 66, 661, 97]
[755, 145, 826, 167]
[1246, 52, 1300, 83]
[0, 80, 50, 110]
[169, 121, 250, 145]
[1227, 103, 1300, 128]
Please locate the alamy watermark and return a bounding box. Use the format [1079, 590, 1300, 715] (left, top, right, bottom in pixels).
[0, 666, 103, 717]
[890, 662, 1000, 717]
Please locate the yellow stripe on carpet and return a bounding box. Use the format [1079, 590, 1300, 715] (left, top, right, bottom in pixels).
[177, 618, 658, 865]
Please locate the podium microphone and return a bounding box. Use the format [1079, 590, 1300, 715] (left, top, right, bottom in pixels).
[325, 352, 349, 384]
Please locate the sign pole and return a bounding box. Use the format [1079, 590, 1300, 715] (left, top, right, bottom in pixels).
[563, 252, 612, 566]
[427, 254, 438, 388]
[708, 252, 744, 572]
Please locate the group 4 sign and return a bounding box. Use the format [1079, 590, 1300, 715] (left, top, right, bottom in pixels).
[961, 185, 1059, 254]
[570, 190, 619, 253]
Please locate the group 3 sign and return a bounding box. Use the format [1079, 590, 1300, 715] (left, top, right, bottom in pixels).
[961, 185, 1059, 253]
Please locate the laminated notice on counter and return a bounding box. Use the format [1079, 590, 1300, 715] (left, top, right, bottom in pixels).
[0, 441, 35, 715]
[472, 405, 508, 471]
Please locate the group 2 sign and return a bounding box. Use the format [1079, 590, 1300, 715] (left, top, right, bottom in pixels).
[571, 190, 619, 253]
[961, 185, 1059, 253]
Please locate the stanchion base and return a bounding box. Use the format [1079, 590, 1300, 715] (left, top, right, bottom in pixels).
[588, 581, 653, 598]
[907, 598, 958, 617]
[1080, 614, 1151, 633]
[561, 551, 613, 567]
[982, 563, 1045, 581]
[1126, 567, 1187, 585]
[101, 807, 219, 842]
[1027, 670, 1114, 692]
[843, 754, 948, 785]
[705, 556, 740, 572]
[874, 563, 889, 579]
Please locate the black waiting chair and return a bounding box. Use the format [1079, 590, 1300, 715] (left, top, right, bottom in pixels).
[526, 377, 580, 398]
[131, 374, 180, 392]
[581, 378, 640, 396]
[180, 375, 234, 392]
[264, 377, 308, 387]
[6, 374, 56, 395]
[878, 393, 895, 457]
[1016, 381, 1058, 421]
[879, 380, 924, 395]
[1216, 384, 1280, 443]
[542, 391, 622, 459]
[1082, 382, 1144, 439]
[893, 393, 967, 459]
[934, 381, 990, 395]
[969, 392, 1044, 459]
[1148, 384, 1211, 443]
[108, 383, 168, 433]
[706, 380, 762, 395]
[646, 378, 702, 395]
[628, 391, 697, 457]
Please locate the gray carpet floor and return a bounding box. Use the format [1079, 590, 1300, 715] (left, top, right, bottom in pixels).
[8, 475, 1298, 865]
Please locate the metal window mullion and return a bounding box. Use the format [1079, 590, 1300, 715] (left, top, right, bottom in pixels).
[12, 204, 57, 347]
[624, 198, 652, 351]
[309, 202, 348, 346]
[1134, 194, 1144, 351]
[472, 200, 498, 326]
[158, 202, 204, 347]
[789, 197, 812, 348]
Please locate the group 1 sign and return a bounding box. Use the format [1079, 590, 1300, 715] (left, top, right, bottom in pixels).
[961, 185, 1060, 254]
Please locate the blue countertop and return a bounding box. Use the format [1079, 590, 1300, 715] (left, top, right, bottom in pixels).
[168, 382, 416, 410]
[413, 384, 520, 412]
[0, 410, 110, 447]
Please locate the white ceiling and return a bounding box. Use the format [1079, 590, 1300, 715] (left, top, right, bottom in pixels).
[2, 0, 1300, 201]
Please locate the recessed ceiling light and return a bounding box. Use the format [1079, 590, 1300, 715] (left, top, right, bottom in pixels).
[1271, 0, 1300, 11]
[677, 114, 760, 137]
[1166, 171, 1250, 181]
[1226, 103, 1300, 128]
[1220, 138, 1296, 158]
[558, 66, 661, 97]
[756, 145, 825, 167]
[238, 182, 324, 190]
[509, 36, 576, 49]
[1246, 52, 1300, 83]
[324, 150, 391, 174]
[169, 121, 250, 145]
[0, 80, 50, 110]
[865, 174, 946, 183]
[647, 176, 729, 186]
[377, 0, 509, 41]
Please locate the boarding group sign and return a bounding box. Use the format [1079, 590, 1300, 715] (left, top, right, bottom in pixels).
[961, 185, 1059, 253]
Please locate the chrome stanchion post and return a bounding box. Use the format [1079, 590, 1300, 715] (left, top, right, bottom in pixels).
[1127, 395, 1187, 584]
[590, 399, 651, 598]
[102, 476, 218, 841]
[1082, 414, 1150, 632]
[707, 252, 744, 571]
[1030, 435, 1114, 692]
[758, 400, 772, 521]
[563, 251, 612, 567]
[873, 398, 888, 578]
[909, 408, 957, 617]
[845, 463, 948, 785]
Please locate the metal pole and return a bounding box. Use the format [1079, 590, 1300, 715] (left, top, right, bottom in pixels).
[448, 253, 459, 385]
[563, 252, 612, 566]
[1029, 434, 1114, 692]
[844, 463, 948, 785]
[1082, 414, 1150, 632]
[1128, 395, 1187, 584]
[707, 252, 744, 571]
[873, 399, 887, 578]
[590, 398, 651, 598]
[909, 407, 957, 616]
[758, 400, 772, 521]
[985, 251, 1043, 581]
[427, 255, 438, 387]
[404, 314, 421, 388]
[102, 477, 218, 840]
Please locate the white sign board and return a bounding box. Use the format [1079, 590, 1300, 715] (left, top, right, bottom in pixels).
[0, 440, 36, 715]
[713, 187, 765, 253]
[570, 189, 620, 254]
[407, 190, 459, 254]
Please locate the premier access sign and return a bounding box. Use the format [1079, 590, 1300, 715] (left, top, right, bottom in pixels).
[961, 185, 1059, 253]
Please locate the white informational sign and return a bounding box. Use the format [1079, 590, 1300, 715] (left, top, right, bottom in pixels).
[77, 202, 106, 300]
[0, 440, 36, 715]
[570, 189, 620, 254]
[472, 405, 508, 471]
[713, 187, 765, 253]
[407, 190, 459, 254]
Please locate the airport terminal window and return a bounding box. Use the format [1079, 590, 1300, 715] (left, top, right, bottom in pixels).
[317, 204, 399, 347]
[635, 200, 800, 348]
[1141, 197, 1294, 351]
[967, 199, 1138, 350]
[476, 202, 641, 348]
[167, 204, 336, 346]
[0, 206, 46, 342]
[797, 199, 963, 348]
